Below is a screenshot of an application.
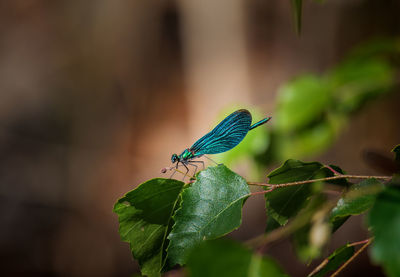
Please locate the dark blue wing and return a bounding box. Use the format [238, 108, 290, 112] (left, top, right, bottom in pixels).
[189, 109, 252, 156]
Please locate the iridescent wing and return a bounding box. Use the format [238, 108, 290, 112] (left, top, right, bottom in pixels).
[190, 109, 252, 156]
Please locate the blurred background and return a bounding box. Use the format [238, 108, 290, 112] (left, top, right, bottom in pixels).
[1, 0, 400, 276]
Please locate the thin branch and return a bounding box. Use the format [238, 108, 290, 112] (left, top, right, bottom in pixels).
[248, 175, 392, 196]
[330, 238, 373, 277]
[308, 238, 372, 277]
[348, 238, 371, 247]
[308, 259, 329, 277]
[250, 187, 275, 196]
[324, 165, 342, 176]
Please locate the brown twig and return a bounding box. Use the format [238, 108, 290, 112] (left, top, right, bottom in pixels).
[308, 238, 373, 277]
[247, 175, 392, 196]
[330, 238, 373, 277]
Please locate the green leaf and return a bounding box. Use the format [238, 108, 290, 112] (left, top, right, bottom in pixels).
[167, 165, 250, 266]
[113, 178, 184, 277]
[368, 185, 400, 277]
[392, 144, 400, 162]
[328, 59, 394, 113]
[186, 239, 288, 277]
[290, 0, 302, 34]
[275, 120, 341, 160]
[268, 159, 324, 184]
[275, 76, 331, 132]
[346, 38, 400, 62]
[265, 159, 327, 228]
[330, 178, 383, 232]
[308, 244, 355, 277]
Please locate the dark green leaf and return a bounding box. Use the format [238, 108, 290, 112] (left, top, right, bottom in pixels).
[330, 216, 349, 234]
[308, 244, 355, 277]
[265, 160, 327, 228]
[290, 0, 302, 34]
[113, 178, 184, 277]
[265, 216, 282, 233]
[330, 178, 383, 232]
[167, 165, 250, 266]
[368, 185, 400, 277]
[276, 76, 331, 132]
[186, 239, 288, 277]
[392, 144, 400, 162]
[268, 159, 324, 184]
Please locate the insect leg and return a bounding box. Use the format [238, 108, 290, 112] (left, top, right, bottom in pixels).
[182, 163, 190, 180]
[165, 163, 190, 179]
[187, 160, 205, 170]
[169, 168, 177, 179]
[190, 164, 198, 177]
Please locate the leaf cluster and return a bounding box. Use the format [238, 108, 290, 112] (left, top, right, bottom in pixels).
[114, 145, 400, 276]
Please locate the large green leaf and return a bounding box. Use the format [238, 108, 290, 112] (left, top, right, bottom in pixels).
[113, 178, 184, 277]
[186, 239, 287, 277]
[167, 165, 250, 266]
[275, 76, 331, 132]
[368, 185, 400, 277]
[265, 159, 327, 228]
[330, 178, 383, 232]
[308, 244, 355, 277]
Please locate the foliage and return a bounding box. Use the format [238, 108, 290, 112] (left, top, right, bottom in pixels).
[167, 166, 249, 266]
[254, 38, 399, 165]
[113, 178, 184, 276]
[114, 145, 399, 276]
[368, 184, 400, 277]
[308, 243, 355, 277]
[212, 39, 400, 172]
[114, 36, 400, 277]
[186, 239, 287, 277]
[265, 160, 327, 227]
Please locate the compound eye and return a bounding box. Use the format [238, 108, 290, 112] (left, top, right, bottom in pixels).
[171, 154, 178, 163]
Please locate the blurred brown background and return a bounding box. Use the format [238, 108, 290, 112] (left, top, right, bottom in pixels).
[1, 0, 400, 276]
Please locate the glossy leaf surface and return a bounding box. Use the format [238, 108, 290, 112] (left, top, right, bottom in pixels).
[330, 178, 383, 232]
[167, 165, 250, 266]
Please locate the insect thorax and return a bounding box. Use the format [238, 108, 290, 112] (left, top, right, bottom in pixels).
[180, 149, 194, 161]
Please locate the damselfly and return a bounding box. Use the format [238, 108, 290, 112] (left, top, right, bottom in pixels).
[162, 109, 271, 178]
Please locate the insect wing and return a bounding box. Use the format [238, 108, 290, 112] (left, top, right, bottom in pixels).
[190, 109, 252, 155]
